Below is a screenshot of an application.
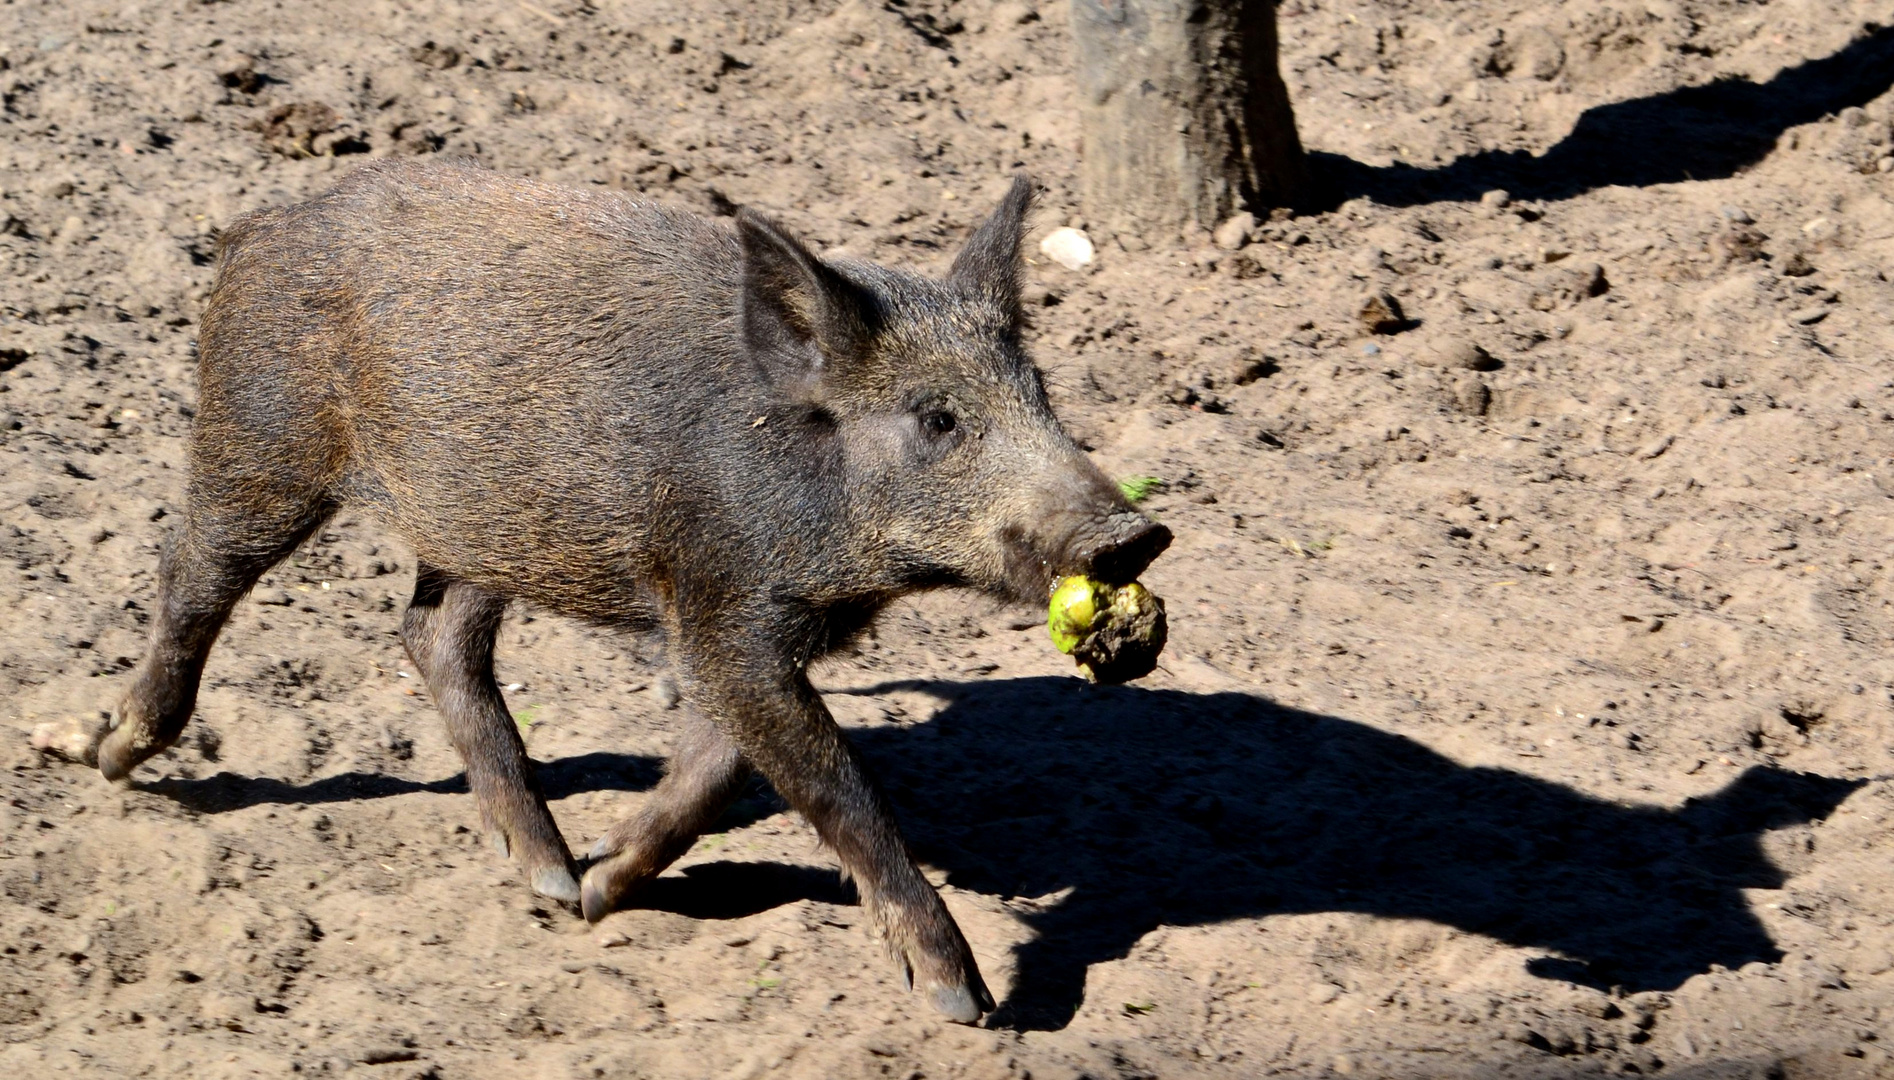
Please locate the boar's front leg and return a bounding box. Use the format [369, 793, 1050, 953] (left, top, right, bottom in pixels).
[640, 638, 992, 1022]
[400, 564, 580, 903]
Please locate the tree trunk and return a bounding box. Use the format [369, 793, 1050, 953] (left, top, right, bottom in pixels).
[1072, 0, 1306, 241]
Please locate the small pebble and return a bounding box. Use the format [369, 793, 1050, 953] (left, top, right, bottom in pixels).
[597, 932, 631, 948]
[1879, 156, 1894, 173]
[1789, 306, 1829, 325]
[1038, 226, 1094, 271]
[1719, 204, 1754, 224]
[1480, 189, 1511, 210]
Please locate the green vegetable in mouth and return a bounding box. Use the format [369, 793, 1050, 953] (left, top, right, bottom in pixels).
[1047, 575, 1168, 684]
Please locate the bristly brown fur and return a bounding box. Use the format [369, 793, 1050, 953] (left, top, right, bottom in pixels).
[98, 159, 1169, 1024]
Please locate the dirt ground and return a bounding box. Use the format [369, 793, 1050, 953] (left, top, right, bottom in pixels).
[6, 0, 1894, 1076]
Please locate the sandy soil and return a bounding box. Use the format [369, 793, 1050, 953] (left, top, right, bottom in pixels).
[6, 0, 1894, 1076]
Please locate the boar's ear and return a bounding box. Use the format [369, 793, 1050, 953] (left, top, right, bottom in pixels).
[736, 208, 877, 395]
[948, 173, 1034, 327]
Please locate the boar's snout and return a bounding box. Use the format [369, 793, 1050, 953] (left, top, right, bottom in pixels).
[993, 444, 1174, 600]
[1072, 512, 1171, 585]
[1002, 505, 1171, 601]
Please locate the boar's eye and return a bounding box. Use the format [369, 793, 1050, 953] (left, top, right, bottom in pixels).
[922, 410, 957, 437]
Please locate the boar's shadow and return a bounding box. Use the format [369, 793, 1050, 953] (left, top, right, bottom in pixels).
[840, 677, 1863, 1031]
[144, 750, 664, 812]
[1316, 23, 1894, 208]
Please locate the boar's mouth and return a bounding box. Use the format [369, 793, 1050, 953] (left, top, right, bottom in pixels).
[996, 514, 1172, 604]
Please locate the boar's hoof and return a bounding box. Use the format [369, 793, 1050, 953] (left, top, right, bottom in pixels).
[95, 723, 149, 784]
[586, 834, 617, 861]
[533, 866, 581, 905]
[928, 980, 993, 1025]
[579, 865, 616, 923]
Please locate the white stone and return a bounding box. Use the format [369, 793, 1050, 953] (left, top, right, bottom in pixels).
[1212, 212, 1255, 251]
[1039, 226, 1095, 271]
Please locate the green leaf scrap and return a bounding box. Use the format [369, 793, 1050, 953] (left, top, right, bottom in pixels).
[1118, 475, 1164, 505]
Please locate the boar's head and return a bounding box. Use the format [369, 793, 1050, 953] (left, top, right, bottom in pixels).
[735, 175, 1169, 608]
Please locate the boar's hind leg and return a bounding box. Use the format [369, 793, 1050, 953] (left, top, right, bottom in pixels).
[681, 664, 994, 1023]
[579, 705, 750, 921]
[99, 479, 331, 781]
[401, 564, 580, 904]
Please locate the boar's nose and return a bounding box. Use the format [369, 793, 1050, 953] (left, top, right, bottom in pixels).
[1074, 512, 1172, 584]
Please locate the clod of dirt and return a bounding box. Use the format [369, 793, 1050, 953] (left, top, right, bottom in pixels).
[1489, 25, 1565, 80]
[1450, 374, 1493, 416]
[1422, 339, 1500, 371]
[989, 1, 1039, 27]
[1578, 262, 1609, 297]
[254, 102, 368, 158]
[1781, 252, 1817, 276]
[410, 41, 461, 69]
[1711, 224, 1769, 265]
[1224, 247, 1269, 279]
[1225, 352, 1280, 385]
[1358, 291, 1409, 335]
[218, 57, 271, 95]
[258, 102, 335, 156]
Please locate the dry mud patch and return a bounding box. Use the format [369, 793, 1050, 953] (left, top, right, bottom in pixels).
[6, 0, 1894, 1076]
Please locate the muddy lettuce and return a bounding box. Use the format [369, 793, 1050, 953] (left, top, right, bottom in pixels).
[1047, 576, 1168, 684]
